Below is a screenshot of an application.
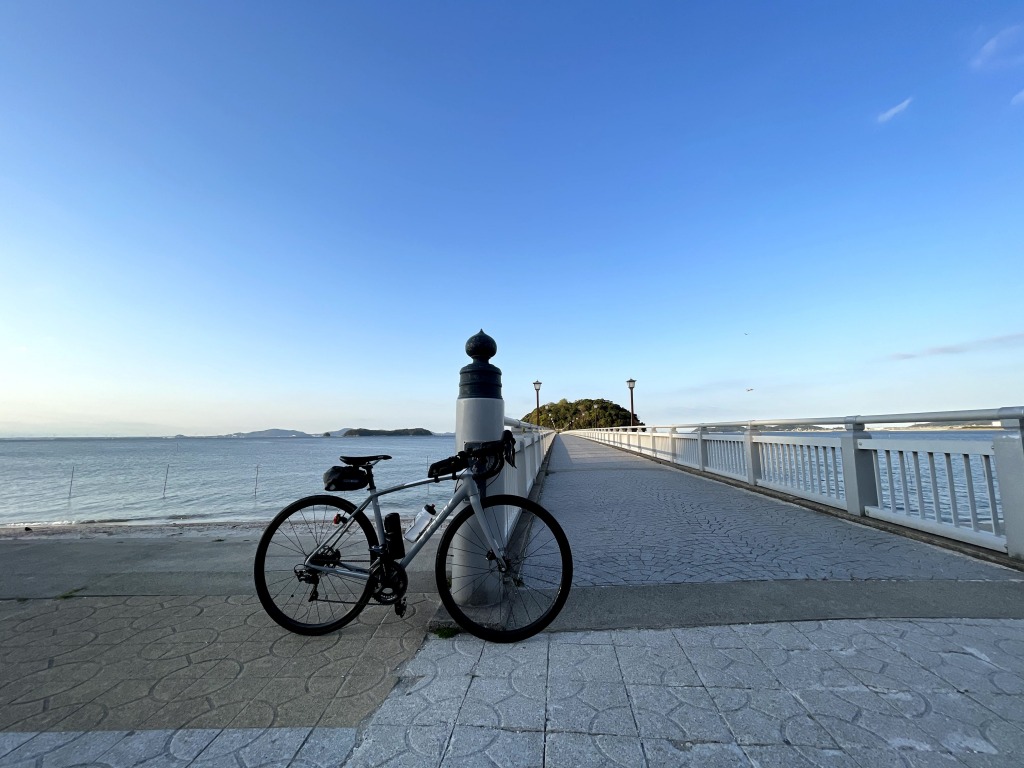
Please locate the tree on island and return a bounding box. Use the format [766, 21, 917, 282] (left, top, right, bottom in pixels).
[521, 398, 642, 431]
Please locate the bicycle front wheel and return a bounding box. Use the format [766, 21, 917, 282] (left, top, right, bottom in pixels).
[435, 494, 572, 643]
[254, 495, 377, 635]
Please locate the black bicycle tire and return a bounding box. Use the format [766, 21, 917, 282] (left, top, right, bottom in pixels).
[435, 494, 572, 643]
[254, 494, 378, 635]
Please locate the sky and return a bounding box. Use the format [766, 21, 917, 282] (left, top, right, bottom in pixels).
[1, 1, 1022, 437]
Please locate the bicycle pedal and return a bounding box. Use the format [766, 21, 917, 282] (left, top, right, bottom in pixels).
[394, 599, 407, 618]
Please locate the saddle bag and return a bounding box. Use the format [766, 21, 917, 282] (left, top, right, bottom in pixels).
[323, 465, 370, 492]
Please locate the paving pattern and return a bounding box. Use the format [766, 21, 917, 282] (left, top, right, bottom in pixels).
[344, 618, 1024, 767]
[4, 618, 1024, 767]
[0, 594, 436, 735]
[2, 435, 1023, 766]
[543, 437, 1019, 586]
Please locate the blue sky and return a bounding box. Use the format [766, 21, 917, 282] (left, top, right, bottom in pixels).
[1, 2, 1022, 436]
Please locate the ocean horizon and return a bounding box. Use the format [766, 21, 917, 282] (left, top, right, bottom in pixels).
[0, 434, 461, 529]
[0, 430, 998, 530]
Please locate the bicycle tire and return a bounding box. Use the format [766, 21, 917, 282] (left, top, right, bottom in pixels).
[254, 494, 377, 635]
[435, 494, 572, 643]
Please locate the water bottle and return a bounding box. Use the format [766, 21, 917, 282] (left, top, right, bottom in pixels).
[404, 504, 436, 542]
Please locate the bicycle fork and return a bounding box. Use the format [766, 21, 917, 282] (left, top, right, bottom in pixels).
[466, 484, 508, 573]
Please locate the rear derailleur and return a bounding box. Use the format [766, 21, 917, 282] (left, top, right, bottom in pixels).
[294, 545, 344, 602]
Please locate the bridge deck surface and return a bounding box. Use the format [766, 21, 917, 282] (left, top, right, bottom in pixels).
[1, 434, 1022, 766]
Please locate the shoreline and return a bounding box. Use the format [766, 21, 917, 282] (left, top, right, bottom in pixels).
[0, 520, 268, 540]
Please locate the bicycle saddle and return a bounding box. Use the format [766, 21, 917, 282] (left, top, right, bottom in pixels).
[339, 454, 392, 467]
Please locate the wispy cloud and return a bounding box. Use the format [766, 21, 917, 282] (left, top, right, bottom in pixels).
[1012, 88, 1024, 107]
[877, 97, 913, 123]
[890, 332, 1024, 361]
[973, 25, 1024, 70]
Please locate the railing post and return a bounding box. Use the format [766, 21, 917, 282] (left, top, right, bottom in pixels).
[698, 426, 708, 471]
[744, 423, 761, 486]
[839, 418, 877, 516]
[525, 434, 537, 493]
[514, 436, 527, 497]
[668, 427, 677, 464]
[994, 409, 1024, 559]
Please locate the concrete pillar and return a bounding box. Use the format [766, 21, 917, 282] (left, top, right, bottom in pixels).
[452, 330, 504, 606]
[455, 329, 504, 453]
[839, 418, 878, 516]
[994, 410, 1024, 560]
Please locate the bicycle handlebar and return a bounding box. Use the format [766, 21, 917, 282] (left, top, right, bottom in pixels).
[427, 430, 517, 481]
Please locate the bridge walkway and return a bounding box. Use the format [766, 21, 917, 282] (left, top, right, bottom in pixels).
[543, 434, 1023, 631]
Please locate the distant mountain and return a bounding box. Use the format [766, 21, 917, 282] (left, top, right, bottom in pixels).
[344, 428, 433, 437]
[905, 421, 996, 430]
[222, 429, 314, 438]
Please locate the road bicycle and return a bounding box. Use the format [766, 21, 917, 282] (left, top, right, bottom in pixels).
[253, 431, 572, 643]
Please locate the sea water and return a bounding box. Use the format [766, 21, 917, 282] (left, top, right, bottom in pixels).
[0, 435, 459, 529]
[0, 430, 1001, 530]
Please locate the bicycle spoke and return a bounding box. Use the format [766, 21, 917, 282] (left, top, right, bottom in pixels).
[255, 497, 375, 635]
[437, 497, 572, 642]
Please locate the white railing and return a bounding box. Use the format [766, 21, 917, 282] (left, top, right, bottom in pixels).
[502, 417, 556, 498]
[573, 407, 1024, 559]
[859, 436, 1002, 550]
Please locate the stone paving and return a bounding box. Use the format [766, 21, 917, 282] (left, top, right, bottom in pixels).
[542, 437, 1019, 586]
[345, 618, 1024, 767]
[2, 435, 1023, 766]
[4, 617, 1024, 766]
[0, 593, 435, 735]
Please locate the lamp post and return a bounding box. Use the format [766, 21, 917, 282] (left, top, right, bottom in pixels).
[627, 378, 636, 428]
[533, 381, 542, 429]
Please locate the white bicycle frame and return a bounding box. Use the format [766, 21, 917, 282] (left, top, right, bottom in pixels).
[303, 467, 507, 583]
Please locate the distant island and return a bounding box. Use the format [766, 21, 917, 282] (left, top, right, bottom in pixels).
[175, 429, 326, 439]
[902, 421, 997, 430]
[344, 428, 433, 437]
[178, 427, 439, 439]
[226, 429, 318, 438]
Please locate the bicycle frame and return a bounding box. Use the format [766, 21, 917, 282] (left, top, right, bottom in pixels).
[303, 469, 506, 583]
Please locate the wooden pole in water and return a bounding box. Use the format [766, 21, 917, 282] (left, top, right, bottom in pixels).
[254, 465, 259, 497]
[68, 465, 75, 501]
[163, 465, 169, 498]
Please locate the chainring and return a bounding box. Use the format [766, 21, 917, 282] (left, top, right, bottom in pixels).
[369, 560, 408, 605]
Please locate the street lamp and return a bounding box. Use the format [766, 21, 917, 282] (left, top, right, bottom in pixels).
[626, 378, 636, 428]
[533, 381, 542, 429]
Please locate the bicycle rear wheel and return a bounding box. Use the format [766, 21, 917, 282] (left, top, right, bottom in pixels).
[435, 494, 572, 643]
[254, 495, 377, 635]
